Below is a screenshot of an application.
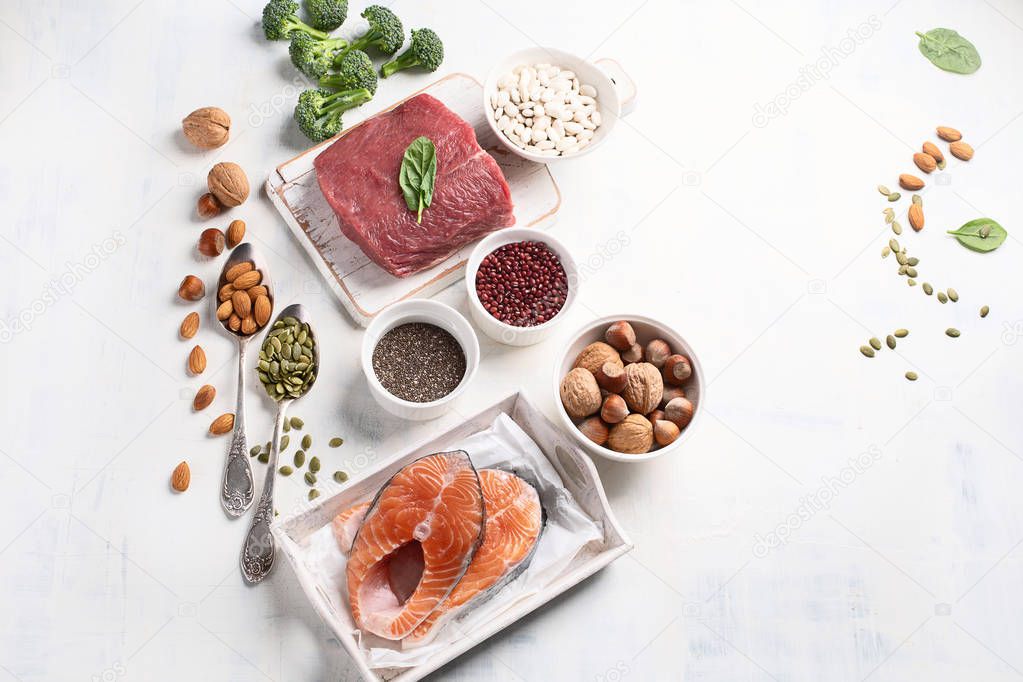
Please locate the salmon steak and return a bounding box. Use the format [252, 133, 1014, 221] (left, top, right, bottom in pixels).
[346, 451, 485, 640]
[331, 501, 369, 555]
[404, 469, 544, 647]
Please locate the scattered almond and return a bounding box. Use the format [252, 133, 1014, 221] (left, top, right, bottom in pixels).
[908, 203, 924, 232]
[922, 141, 944, 163]
[188, 345, 207, 375]
[232, 270, 261, 290]
[899, 174, 925, 191]
[210, 412, 235, 435]
[179, 312, 199, 339]
[912, 152, 936, 174]
[226, 219, 246, 248]
[949, 141, 973, 161]
[193, 384, 216, 411]
[936, 126, 962, 142]
[171, 461, 190, 492]
[224, 261, 253, 283]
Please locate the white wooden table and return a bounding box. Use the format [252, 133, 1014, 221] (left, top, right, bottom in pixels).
[1, 1, 1022, 680]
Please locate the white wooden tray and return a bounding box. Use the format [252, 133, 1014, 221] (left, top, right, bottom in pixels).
[266, 73, 562, 327]
[272, 390, 633, 681]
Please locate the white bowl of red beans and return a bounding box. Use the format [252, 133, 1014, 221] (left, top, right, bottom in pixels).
[465, 228, 578, 347]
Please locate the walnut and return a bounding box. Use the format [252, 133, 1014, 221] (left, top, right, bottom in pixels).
[573, 342, 622, 375]
[207, 162, 249, 207]
[182, 107, 230, 149]
[621, 362, 663, 414]
[560, 368, 601, 419]
[608, 414, 653, 454]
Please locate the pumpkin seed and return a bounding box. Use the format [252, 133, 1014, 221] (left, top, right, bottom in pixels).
[290, 417, 304, 429]
[878, 184, 891, 196]
[979, 225, 991, 238]
[860, 345, 876, 358]
[310, 456, 321, 473]
[911, 194, 922, 206]
[923, 283, 933, 295]
[894, 329, 909, 338]
[907, 278, 917, 286]
[896, 252, 908, 266]
[906, 267, 918, 278]
[333, 471, 349, 483]
[888, 192, 901, 202]
[937, 292, 948, 304]
[907, 257, 919, 266]
[892, 222, 902, 235]
[258, 452, 269, 464]
[937, 159, 946, 170]
[947, 288, 958, 302]
[283, 420, 291, 433]
[308, 489, 320, 501]
[294, 450, 305, 468]
[980, 305, 990, 318]
[280, 435, 289, 450]
[304, 472, 317, 486]
[301, 434, 312, 450]
[905, 371, 918, 381]
[279, 466, 293, 476]
[329, 437, 344, 448]
[898, 264, 909, 275]
[946, 328, 960, 338]
[250, 445, 261, 456]
[889, 238, 900, 252]
[869, 337, 882, 351]
[886, 335, 896, 349]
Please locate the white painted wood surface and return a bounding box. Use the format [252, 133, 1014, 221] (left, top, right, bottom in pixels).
[2, 1, 1023, 681]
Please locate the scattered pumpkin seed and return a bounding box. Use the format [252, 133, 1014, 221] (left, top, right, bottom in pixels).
[889, 238, 900, 252]
[869, 337, 882, 350]
[290, 417, 304, 429]
[304, 472, 317, 486]
[937, 159, 946, 170]
[280, 435, 289, 450]
[907, 257, 919, 266]
[894, 329, 909, 337]
[947, 288, 959, 302]
[333, 471, 349, 483]
[860, 345, 875, 358]
[329, 437, 344, 448]
[937, 292, 948, 304]
[898, 264, 909, 275]
[301, 434, 312, 450]
[310, 456, 321, 473]
[896, 252, 908, 266]
[258, 452, 269, 464]
[923, 283, 934, 295]
[905, 371, 918, 381]
[946, 328, 960, 338]
[911, 194, 922, 206]
[979, 225, 991, 238]
[908, 278, 917, 286]
[878, 184, 891, 196]
[294, 450, 305, 468]
[279, 466, 293, 476]
[250, 445, 261, 456]
[308, 489, 320, 501]
[892, 222, 902, 235]
[886, 335, 896, 349]
[888, 192, 901, 202]
[283, 420, 291, 433]
[906, 267, 918, 278]
[980, 305, 990, 318]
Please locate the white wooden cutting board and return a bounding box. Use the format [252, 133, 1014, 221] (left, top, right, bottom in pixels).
[265, 73, 563, 327]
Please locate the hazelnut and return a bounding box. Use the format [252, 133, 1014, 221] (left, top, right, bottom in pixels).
[182, 107, 230, 149]
[595, 361, 627, 393]
[560, 367, 602, 419]
[660, 385, 686, 408]
[621, 362, 663, 414]
[654, 419, 681, 447]
[226, 219, 246, 248]
[197, 192, 222, 219]
[578, 416, 609, 447]
[604, 321, 636, 351]
[608, 414, 654, 454]
[621, 343, 643, 364]
[178, 275, 205, 301]
[198, 228, 225, 257]
[662, 354, 692, 386]
[207, 162, 250, 207]
[664, 397, 694, 430]
[645, 339, 672, 368]
[574, 342, 622, 375]
[600, 394, 629, 424]
[647, 409, 665, 425]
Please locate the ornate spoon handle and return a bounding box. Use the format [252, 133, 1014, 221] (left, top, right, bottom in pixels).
[240, 399, 289, 584]
[221, 338, 254, 517]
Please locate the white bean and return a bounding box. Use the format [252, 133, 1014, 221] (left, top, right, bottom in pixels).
[536, 140, 556, 150]
[497, 114, 510, 130]
[572, 110, 589, 123]
[533, 104, 545, 117]
[556, 135, 576, 151]
[533, 116, 550, 131]
[497, 90, 510, 107]
[510, 88, 520, 103]
[547, 127, 561, 143]
[581, 118, 596, 130]
[564, 121, 583, 135]
[560, 70, 576, 81]
[577, 129, 594, 140]
[521, 108, 534, 118]
[504, 102, 518, 117]
[579, 84, 596, 98]
[532, 127, 547, 143]
[591, 110, 602, 126]
[551, 77, 571, 92]
[579, 95, 595, 106]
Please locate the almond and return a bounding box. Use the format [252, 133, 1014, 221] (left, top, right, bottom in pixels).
[179, 312, 199, 339]
[922, 141, 944, 163]
[908, 204, 924, 232]
[248, 285, 269, 299]
[912, 152, 936, 174]
[898, 174, 925, 191]
[240, 316, 257, 335]
[218, 283, 235, 302]
[193, 384, 216, 411]
[188, 345, 207, 375]
[224, 261, 253, 283]
[171, 461, 190, 492]
[232, 269, 261, 290]
[226, 219, 246, 248]
[254, 294, 271, 327]
[949, 141, 973, 161]
[216, 299, 233, 321]
[210, 412, 235, 435]
[231, 290, 252, 318]
[936, 126, 962, 142]
[228, 314, 241, 332]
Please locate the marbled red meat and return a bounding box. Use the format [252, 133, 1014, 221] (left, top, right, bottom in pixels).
[314, 94, 515, 278]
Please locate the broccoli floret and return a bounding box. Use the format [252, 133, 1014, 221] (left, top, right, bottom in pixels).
[345, 5, 404, 56]
[305, 0, 347, 31]
[319, 50, 378, 93]
[294, 87, 372, 142]
[262, 0, 329, 41]
[380, 28, 443, 78]
[289, 32, 349, 79]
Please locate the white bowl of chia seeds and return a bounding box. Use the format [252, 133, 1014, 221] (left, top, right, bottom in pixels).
[361, 299, 481, 421]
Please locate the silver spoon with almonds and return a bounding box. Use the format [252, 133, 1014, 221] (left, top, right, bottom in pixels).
[214, 243, 274, 517]
[240, 303, 319, 584]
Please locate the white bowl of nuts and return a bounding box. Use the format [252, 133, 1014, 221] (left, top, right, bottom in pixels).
[484, 47, 622, 162]
[554, 316, 703, 463]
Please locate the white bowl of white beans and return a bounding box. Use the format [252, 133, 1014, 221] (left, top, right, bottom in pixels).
[483, 47, 622, 162]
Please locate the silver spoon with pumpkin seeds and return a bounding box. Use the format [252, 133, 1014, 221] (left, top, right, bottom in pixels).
[240, 303, 319, 585]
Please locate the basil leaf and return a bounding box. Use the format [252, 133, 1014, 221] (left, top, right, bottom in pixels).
[947, 218, 1007, 253]
[916, 28, 981, 74]
[399, 136, 438, 224]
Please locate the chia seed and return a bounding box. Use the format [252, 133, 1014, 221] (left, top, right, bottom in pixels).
[475, 240, 568, 327]
[372, 323, 466, 402]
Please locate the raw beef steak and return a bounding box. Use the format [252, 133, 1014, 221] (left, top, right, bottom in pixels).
[314, 93, 515, 278]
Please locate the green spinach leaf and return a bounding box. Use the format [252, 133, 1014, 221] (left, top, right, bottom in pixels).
[916, 28, 981, 74]
[947, 218, 1006, 253]
[399, 136, 438, 223]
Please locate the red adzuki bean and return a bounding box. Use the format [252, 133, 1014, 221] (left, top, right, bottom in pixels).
[475, 241, 568, 327]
